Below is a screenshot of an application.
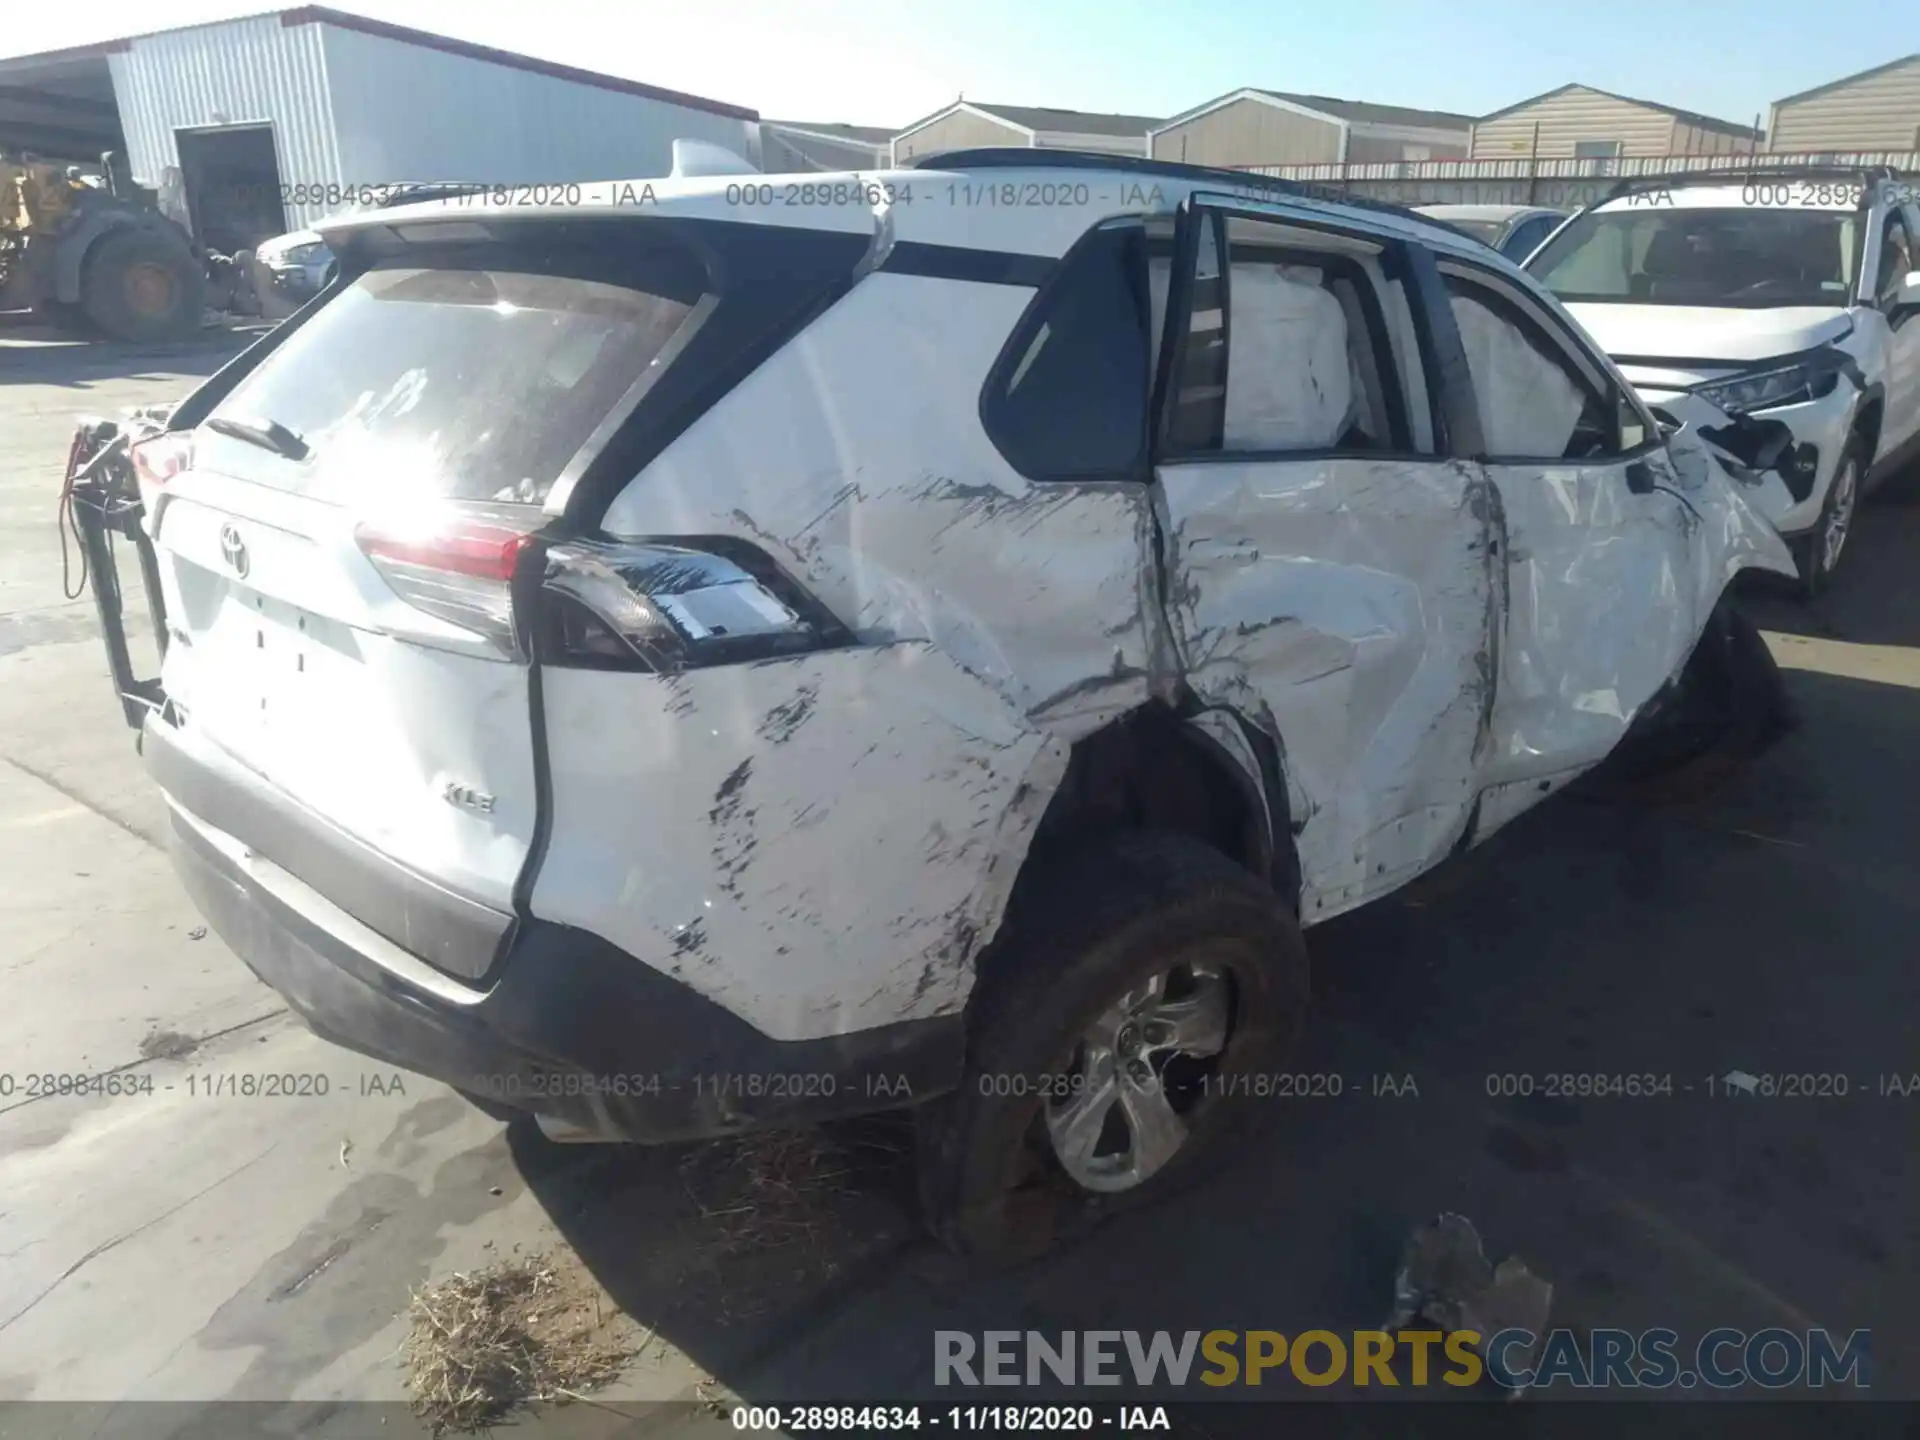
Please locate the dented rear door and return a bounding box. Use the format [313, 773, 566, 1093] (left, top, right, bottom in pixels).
[1150, 198, 1499, 924]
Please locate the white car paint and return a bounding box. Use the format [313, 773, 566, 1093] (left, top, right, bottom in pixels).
[1568, 305, 1856, 369]
[253, 228, 333, 297]
[1529, 180, 1920, 541]
[142, 159, 1796, 1059]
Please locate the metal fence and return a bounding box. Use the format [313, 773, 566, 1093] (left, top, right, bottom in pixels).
[1232, 151, 1920, 207]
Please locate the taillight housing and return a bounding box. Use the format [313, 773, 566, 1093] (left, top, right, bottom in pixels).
[130, 431, 194, 488]
[539, 538, 848, 672]
[354, 508, 542, 656]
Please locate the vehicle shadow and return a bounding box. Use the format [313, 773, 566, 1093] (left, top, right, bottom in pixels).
[1739, 459, 1920, 649]
[0, 328, 265, 390]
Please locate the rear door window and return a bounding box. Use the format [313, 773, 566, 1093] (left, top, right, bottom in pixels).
[204, 240, 709, 507]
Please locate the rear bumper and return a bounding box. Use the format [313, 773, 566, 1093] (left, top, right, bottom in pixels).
[151, 716, 963, 1142]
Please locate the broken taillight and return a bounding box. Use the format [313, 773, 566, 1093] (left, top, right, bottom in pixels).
[539, 539, 848, 672]
[354, 510, 543, 656]
[130, 431, 194, 487]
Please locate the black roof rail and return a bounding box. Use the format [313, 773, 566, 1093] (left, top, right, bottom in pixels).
[908, 147, 1444, 228]
[1597, 163, 1901, 206]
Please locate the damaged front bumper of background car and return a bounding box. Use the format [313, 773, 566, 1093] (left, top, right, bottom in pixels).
[1652, 345, 1865, 538]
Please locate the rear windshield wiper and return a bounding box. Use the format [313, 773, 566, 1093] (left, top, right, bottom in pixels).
[207, 415, 310, 462]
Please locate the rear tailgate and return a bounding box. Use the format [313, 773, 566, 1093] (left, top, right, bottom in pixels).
[146, 229, 710, 978]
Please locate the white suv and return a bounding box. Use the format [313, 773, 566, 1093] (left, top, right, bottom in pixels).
[1527, 169, 1920, 595]
[79, 152, 1796, 1261]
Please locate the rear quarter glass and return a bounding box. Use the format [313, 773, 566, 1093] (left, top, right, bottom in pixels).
[203, 239, 709, 508]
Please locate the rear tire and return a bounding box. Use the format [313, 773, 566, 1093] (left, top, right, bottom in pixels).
[80, 227, 206, 343]
[916, 832, 1308, 1266]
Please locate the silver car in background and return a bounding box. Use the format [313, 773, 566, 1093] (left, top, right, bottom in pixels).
[1417, 203, 1569, 262]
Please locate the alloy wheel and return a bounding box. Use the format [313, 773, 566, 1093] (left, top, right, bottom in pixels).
[1043, 960, 1232, 1193]
[1822, 457, 1858, 576]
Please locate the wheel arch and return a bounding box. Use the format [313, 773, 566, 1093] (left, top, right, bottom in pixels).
[1012, 701, 1301, 919]
[1851, 389, 1884, 465]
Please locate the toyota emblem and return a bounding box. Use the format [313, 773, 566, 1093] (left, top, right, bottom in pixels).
[219, 522, 250, 578]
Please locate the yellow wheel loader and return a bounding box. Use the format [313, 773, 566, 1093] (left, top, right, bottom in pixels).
[1, 153, 207, 342]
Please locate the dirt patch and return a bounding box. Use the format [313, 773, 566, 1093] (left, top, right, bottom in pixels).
[402, 1249, 635, 1435]
[138, 1029, 199, 1062]
[681, 1128, 872, 1255]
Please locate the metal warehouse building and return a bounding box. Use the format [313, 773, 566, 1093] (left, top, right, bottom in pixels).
[1768, 54, 1920, 153]
[890, 102, 1161, 164]
[1469, 83, 1757, 159]
[1150, 88, 1472, 167]
[761, 121, 890, 172]
[0, 6, 758, 249]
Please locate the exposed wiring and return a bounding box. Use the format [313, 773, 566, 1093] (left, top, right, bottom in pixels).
[57, 429, 132, 601]
[58, 429, 91, 602]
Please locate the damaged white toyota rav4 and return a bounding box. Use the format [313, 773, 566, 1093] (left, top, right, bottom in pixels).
[71, 151, 1799, 1262]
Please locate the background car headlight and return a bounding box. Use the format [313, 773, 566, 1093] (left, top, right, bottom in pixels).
[271, 241, 327, 267]
[1692, 354, 1846, 414]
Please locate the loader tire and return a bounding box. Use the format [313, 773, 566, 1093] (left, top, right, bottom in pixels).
[81, 227, 206, 343]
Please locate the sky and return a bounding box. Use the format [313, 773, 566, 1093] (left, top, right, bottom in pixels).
[8, 0, 1917, 130]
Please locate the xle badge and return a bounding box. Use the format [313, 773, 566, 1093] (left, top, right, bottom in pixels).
[442, 781, 496, 815]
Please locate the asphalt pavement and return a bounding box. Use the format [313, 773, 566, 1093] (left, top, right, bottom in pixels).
[0, 325, 1913, 1434]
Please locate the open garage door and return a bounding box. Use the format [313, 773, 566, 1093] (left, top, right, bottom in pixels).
[176, 125, 287, 255]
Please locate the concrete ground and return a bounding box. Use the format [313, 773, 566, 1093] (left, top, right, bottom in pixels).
[0, 328, 1913, 1432]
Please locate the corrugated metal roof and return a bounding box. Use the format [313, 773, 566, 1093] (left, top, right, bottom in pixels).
[968, 102, 1162, 136]
[766, 120, 894, 144]
[1257, 90, 1474, 130]
[1, 5, 756, 121]
[1476, 83, 1755, 138]
[1773, 53, 1920, 108]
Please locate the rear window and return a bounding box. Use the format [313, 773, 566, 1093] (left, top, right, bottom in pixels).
[206, 241, 707, 506]
[1528, 207, 1860, 308]
[981, 222, 1151, 481]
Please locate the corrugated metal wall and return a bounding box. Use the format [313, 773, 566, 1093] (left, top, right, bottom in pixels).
[108, 13, 761, 235]
[318, 23, 758, 193]
[1151, 97, 1344, 167]
[1470, 88, 1679, 158]
[1669, 121, 1753, 156]
[109, 12, 340, 224]
[891, 110, 1027, 163]
[1770, 58, 1920, 152]
[1347, 132, 1470, 162]
[761, 129, 886, 173]
[1034, 130, 1148, 156]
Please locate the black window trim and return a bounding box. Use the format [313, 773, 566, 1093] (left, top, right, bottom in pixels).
[977, 215, 1155, 486]
[1153, 200, 1437, 468]
[1874, 209, 1913, 309]
[1152, 204, 1229, 456]
[1435, 255, 1664, 467]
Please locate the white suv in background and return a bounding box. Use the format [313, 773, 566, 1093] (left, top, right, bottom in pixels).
[1527, 169, 1920, 595]
[77, 153, 1797, 1263]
